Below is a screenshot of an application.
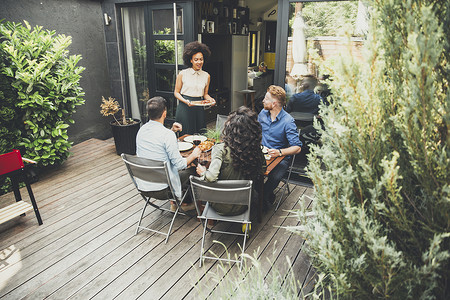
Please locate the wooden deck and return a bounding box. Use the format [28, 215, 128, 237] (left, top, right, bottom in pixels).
[0, 138, 315, 299]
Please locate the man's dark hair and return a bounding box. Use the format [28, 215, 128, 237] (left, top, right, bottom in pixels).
[147, 96, 167, 120]
[182, 41, 211, 67]
[301, 74, 318, 90]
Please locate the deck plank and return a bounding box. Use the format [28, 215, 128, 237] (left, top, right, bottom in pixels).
[199, 186, 308, 300]
[0, 138, 316, 299]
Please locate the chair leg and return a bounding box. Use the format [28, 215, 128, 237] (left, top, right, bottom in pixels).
[136, 198, 150, 235]
[11, 176, 22, 202]
[199, 219, 208, 267]
[275, 183, 288, 211]
[240, 223, 249, 270]
[165, 205, 180, 244]
[25, 181, 42, 225]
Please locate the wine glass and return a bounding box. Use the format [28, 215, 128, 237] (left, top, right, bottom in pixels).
[198, 151, 208, 167]
[192, 133, 202, 147]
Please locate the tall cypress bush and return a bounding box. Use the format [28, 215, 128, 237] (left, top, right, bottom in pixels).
[297, 0, 449, 298]
[0, 20, 85, 166]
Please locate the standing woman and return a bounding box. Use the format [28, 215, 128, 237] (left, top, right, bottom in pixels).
[174, 41, 216, 135]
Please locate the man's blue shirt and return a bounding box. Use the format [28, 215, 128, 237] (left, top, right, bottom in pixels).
[286, 89, 323, 114]
[258, 109, 302, 149]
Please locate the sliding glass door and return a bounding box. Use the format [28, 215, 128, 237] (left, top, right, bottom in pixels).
[122, 2, 193, 122]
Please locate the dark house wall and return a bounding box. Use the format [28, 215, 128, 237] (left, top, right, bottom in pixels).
[2, 0, 112, 144]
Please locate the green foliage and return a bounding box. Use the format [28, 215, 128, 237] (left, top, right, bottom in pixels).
[205, 127, 222, 142]
[293, 1, 359, 38]
[197, 247, 301, 299]
[293, 0, 450, 298]
[0, 20, 85, 167]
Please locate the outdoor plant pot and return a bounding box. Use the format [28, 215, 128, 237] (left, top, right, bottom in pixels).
[110, 119, 141, 155]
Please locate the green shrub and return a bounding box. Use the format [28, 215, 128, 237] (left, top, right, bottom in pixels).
[0, 20, 85, 166]
[196, 247, 301, 299]
[295, 0, 449, 298]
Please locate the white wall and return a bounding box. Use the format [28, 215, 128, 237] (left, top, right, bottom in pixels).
[231, 35, 249, 111]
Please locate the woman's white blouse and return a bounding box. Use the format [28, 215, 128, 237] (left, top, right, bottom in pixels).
[180, 68, 209, 97]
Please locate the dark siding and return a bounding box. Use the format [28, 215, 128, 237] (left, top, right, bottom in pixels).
[2, 0, 112, 144]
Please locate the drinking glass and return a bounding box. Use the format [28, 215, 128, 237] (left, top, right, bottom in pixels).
[192, 133, 202, 146]
[199, 151, 208, 167]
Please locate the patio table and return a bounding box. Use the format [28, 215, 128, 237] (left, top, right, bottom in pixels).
[179, 134, 285, 222]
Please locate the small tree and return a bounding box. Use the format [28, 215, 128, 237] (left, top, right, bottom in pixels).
[295, 0, 449, 298]
[0, 20, 85, 166]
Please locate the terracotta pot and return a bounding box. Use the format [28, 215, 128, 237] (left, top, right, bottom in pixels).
[110, 119, 141, 155]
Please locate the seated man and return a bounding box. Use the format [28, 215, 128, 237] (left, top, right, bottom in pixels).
[136, 96, 200, 211]
[258, 85, 302, 206]
[286, 74, 323, 114]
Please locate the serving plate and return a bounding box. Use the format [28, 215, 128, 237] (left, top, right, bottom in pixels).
[178, 141, 193, 151]
[184, 135, 207, 143]
[190, 100, 214, 106]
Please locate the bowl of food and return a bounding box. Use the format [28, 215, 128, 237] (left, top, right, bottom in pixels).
[198, 140, 214, 152]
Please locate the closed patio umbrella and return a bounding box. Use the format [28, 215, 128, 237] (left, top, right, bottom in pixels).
[355, 0, 369, 36]
[290, 11, 308, 79]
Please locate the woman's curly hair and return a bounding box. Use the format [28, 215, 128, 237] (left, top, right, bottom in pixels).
[222, 106, 264, 181]
[182, 41, 211, 67]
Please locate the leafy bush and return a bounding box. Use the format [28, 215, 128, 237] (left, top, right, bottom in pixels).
[293, 1, 359, 38]
[295, 0, 449, 298]
[196, 247, 301, 299]
[0, 20, 85, 166]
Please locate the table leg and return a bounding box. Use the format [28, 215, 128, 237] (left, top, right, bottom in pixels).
[257, 176, 263, 223]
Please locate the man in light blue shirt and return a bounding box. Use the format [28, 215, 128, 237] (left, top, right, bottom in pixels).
[258, 85, 302, 206]
[136, 97, 200, 205]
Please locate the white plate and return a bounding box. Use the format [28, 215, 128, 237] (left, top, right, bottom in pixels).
[264, 154, 271, 160]
[184, 135, 207, 143]
[190, 100, 214, 106]
[178, 141, 193, 151]
[261, 146, 269, 154]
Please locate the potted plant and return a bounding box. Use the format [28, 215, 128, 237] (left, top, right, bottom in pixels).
[205, 127, 222, 144]
[100, 96, 141, 155]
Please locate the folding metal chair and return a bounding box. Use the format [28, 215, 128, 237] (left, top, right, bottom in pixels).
[0, 149, 42, 225]
[215, 114, 228, 133]
[274, 129, 314, 211]
[121, 154, 190, 243]
[190, 176, 252, 269]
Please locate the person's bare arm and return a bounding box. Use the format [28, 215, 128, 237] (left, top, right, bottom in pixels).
[186, 147, 201, 165]
[171, 122, 182, 132]
[174, 73, 194, 106]
[203, 74, 216, 106]
[267, 145, 301, 158]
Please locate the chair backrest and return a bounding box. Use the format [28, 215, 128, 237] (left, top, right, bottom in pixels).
[121, 153, 175, 193]
[0, 150, 24, 176]
[215, 114, 228, 133]
[190, 176, 252, 207]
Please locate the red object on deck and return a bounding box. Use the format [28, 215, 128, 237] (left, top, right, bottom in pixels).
[0, 149, 25, 175]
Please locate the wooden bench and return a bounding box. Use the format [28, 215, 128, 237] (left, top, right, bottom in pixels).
[0, 201, 34, 224]
[0, 150, 43, 226]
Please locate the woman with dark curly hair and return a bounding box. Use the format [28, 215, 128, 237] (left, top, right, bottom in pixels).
[196, 106, 267, 216]
[174, 41, 216, 135]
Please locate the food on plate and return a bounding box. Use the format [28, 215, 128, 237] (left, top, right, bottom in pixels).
[190, 99, 214, 106]
[198, 140, 214, 151]
[264, 154, 271, 160]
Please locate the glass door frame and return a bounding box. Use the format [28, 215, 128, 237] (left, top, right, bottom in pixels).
[274, 0, 330, 87]
[145, 2, 194, 119]
[119, 1, 195, 122]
